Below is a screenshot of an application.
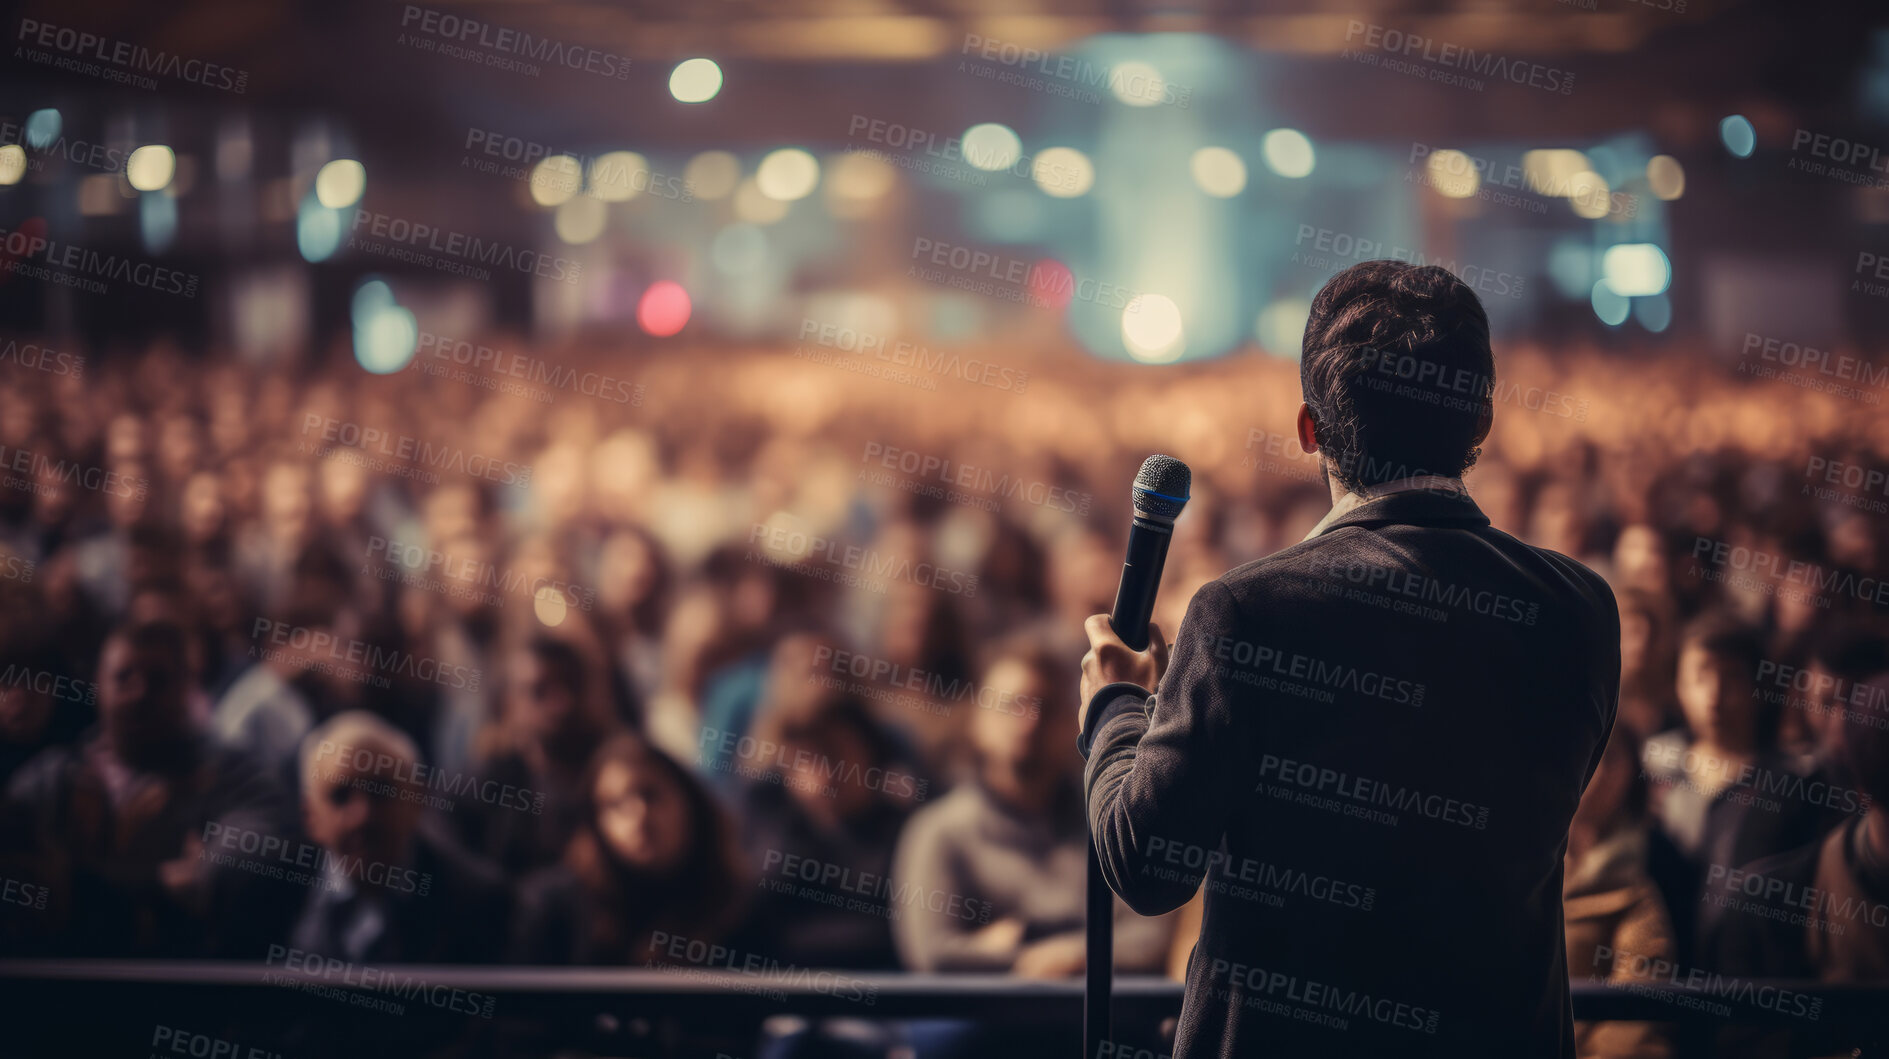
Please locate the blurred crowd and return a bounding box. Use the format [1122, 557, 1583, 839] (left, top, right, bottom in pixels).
[1, 329, 1888, 1058]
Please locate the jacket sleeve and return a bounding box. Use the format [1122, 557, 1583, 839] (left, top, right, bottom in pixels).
[1083, 580, 1244, 916]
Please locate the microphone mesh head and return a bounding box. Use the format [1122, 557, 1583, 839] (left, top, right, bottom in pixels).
[1132, 454, 1191, 522]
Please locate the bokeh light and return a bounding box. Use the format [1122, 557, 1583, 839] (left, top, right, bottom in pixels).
[589, 151, 651, 202]
[529, 154, 583, 207]
[1261, 129, 1315, 178]
[963, 124, 1023, 173]
[1647, 155, 1685, 199]
[1190, 147, 1248, 198]
[554, 194, 609, 243]
[0, 145, 26, 187]
[1032, 147, 1094, 198]
[1426, 150, 1481, 198]
[684, 151, 741, 200]
[1591, 280, 1630, 326]
[1109, 61, 1167, 107]
[126, 145, 177, 192]
[1601, 243, 1672, 296]
[314, 159, 366, 209]
[1720, 115, 1757, 158]
[637, 281, 692, 336]
[1122, 294, 1185, 362]
[756, 148, 819, 201]
[669, 58, 724, 103]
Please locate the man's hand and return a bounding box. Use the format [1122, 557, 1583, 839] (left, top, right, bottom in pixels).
[1079, 614, 1168, 734]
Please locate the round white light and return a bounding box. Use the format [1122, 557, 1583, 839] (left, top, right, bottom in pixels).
[1190, 146, 1247, 198]
[670, 58, 724, 103]
[1032, 147, 1094, 198]
[314, 159, 366, 209]
[1647, 155, 1685, 200]
[126, 145, 176, 192]
[1426, 149, 1480, 198]
[1122, 294, 1185, 362]
[529, 154, 582, 207]
[554, 194, 608, 244]
[1600, 243, 1671, 297]
[685, 151, 740, 200]
[1109, 61, 1167, 107]
[755, 148, 819, 201]
[0, 145, 26, 187]
[963, 124, 1023, 173]
[589, 151, 650, 202]
[1261, 129, 1315, 179]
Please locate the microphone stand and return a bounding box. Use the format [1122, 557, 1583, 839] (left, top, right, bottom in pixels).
[1084, 832, 1111, 1059]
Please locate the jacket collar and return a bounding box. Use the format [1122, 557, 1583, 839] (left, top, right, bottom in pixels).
[1305, 476, 1491, 540]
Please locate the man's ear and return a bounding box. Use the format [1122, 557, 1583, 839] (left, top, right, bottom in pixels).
[1296, 403, 1319, 455]
[1472, 403, 1493, 446]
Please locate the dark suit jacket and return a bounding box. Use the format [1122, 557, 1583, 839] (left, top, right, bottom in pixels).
[1082, 486, 1620, 1058]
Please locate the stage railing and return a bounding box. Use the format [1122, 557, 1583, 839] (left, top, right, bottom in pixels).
[4, 960, 1884, 1053]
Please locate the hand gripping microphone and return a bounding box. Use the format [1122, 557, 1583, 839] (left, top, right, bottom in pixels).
[1108, 454, 1192, 651]
[1087, 454, 1191, 1059]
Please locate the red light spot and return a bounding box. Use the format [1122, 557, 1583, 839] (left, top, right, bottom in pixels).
[1024, 258, 1074, 311]
[637, 281, 691, 337]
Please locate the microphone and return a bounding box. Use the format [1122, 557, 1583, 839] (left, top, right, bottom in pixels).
[1108, 454, 1192, 652]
